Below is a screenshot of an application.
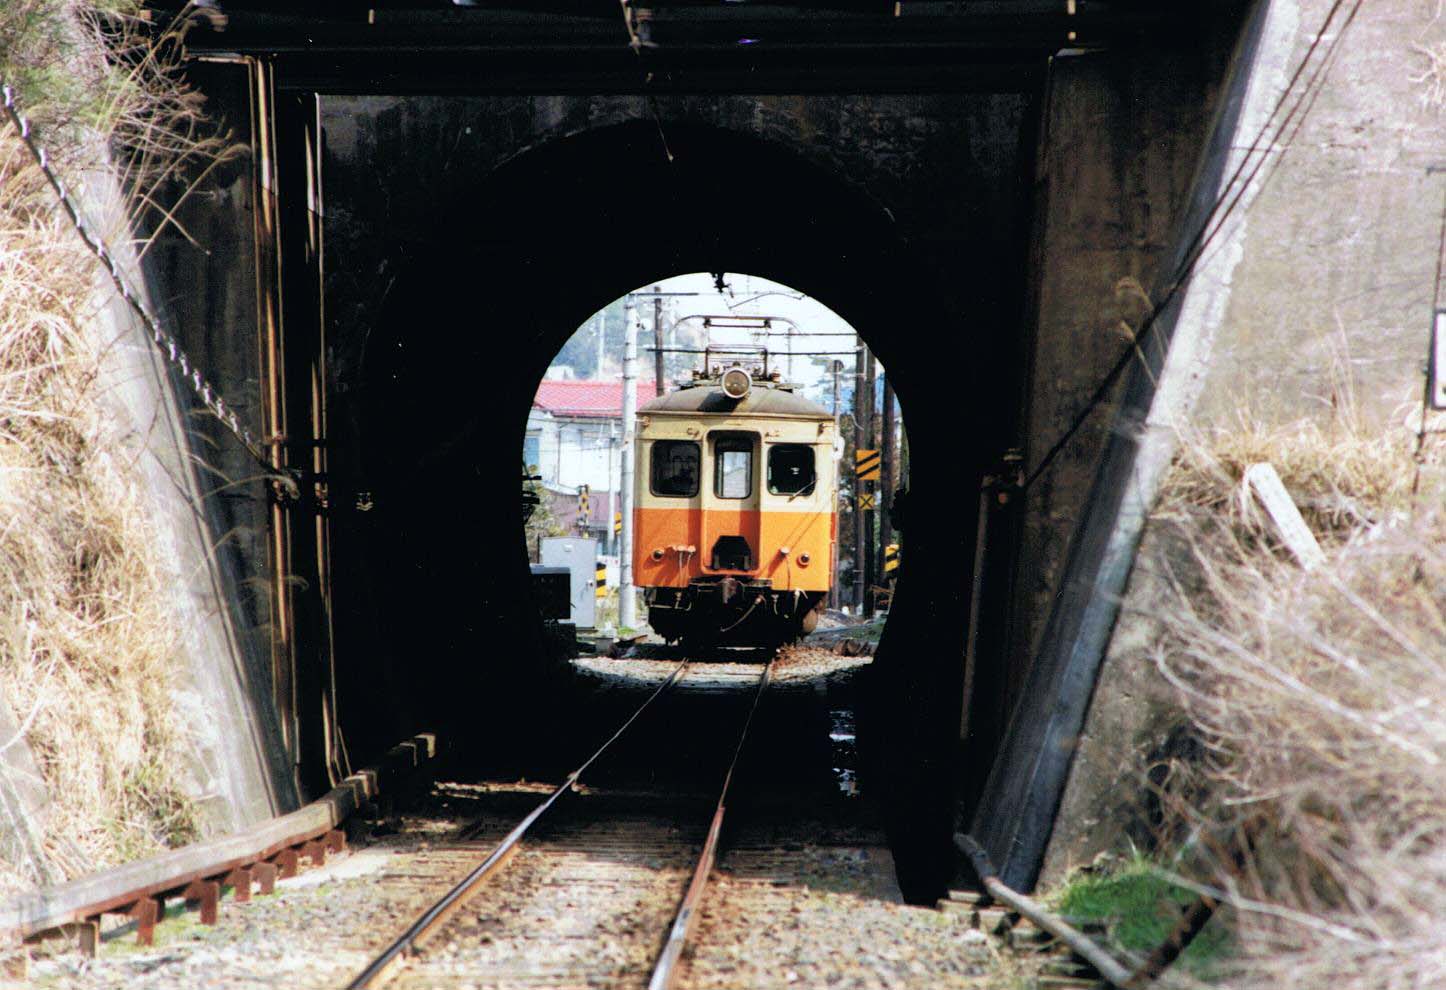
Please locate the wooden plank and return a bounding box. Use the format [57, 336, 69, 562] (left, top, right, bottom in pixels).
[1243, 463, 1324, 569]
[955, 834, 1133, 989]
[0, 734, 434, 938]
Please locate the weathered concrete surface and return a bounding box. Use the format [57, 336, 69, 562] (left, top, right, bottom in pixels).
[0, 697, 55, 887]
[1009, 43, 1225, 722]
[1197, 0, 1446, 430]
[87, 150, 295, 831]
[1041, 0, 1445, 884]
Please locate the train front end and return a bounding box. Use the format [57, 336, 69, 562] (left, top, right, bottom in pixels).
[632, 367, 837, 648]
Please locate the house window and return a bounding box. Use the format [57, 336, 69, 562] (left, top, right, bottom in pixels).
[713, 436, 754, 499]
[523, 434, 541, 471]
[651, 440, 700, 497]
[767, 444, 815, 496]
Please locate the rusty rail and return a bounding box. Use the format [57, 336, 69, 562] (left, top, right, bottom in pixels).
[649, 659, 773, 990]
[346, 664, 690, 989]
[0, 734, 436, 955]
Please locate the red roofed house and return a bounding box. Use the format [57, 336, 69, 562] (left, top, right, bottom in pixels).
[526, 378, 658, 548]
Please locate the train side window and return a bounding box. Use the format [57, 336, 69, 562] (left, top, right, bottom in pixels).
[714, 437, 753, 499]
[651, 440, 700, 497]
[767, 444, 816, 496]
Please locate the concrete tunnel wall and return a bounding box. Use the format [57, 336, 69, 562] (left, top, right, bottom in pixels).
[104, 2, 1273, 896]
[1041, 0, 1446, 883]
[317, 105, 1033, 902]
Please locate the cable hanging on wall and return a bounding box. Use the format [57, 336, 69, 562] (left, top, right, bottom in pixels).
[1018, 0, 1365, 494]
[0, 82, 298, 498]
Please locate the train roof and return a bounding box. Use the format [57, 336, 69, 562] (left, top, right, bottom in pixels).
[640, 382, 833, 420]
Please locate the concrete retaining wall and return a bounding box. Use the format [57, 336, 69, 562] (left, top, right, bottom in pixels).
[1040, 0, 1445, 883]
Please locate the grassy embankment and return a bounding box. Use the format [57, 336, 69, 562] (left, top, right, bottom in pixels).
[1046, 407, 1444, 988]
[0, 2, 228, 895]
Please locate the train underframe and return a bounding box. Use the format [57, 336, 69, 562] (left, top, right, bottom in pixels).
[644, 577, 826, 649]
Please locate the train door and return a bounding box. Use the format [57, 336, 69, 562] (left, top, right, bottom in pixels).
[702, 431, 761, 574]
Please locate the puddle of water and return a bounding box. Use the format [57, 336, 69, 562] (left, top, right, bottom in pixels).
[829, 708, 858, 797]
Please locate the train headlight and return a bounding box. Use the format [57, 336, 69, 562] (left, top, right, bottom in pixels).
[720, 367, 751, 400]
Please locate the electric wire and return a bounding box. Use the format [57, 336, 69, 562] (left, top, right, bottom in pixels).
[0, 82, 295, 495]
[1020, 0, 1362, 493]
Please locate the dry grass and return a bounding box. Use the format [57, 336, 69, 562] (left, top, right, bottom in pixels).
[1145, 412, 1445, 989]
[0, 2, 228, 895]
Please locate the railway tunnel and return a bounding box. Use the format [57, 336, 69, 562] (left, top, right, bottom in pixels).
[136, 0, 1262, 901]
[336, 121, 982, 900]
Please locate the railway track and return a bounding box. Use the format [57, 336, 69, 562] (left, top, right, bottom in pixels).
[347, 658, 774, 990]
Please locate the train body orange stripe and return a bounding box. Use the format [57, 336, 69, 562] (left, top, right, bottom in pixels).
[633, 507, 834, 593]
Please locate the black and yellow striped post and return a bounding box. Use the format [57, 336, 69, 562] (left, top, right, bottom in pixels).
[884, 543, 899, 580]
[854, 448, 881, 482]
[595, 561, 608, 599]
[576, 484, 589, 532]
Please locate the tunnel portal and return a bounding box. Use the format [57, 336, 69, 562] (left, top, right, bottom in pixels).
[142, 0, 1255, 900]
[327, 119, 1015, 900]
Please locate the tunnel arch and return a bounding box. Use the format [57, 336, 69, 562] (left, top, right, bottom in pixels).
[338, 119, 994, 902]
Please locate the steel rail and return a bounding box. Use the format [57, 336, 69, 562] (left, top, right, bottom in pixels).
[346, 661, 690, 989]
[649, 659, 774, 990]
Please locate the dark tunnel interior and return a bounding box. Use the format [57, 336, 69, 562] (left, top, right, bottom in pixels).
[324, 120, 1035, 899]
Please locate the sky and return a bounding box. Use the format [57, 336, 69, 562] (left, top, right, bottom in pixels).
[563, 272, 875, 408]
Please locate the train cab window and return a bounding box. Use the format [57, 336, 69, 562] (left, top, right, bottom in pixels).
[767, 444, 816, 496]
[650, 440, 700, 497]
[713, 436, 754, 499]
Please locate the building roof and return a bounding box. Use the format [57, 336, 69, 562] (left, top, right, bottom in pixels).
[533, 379, 659, 419]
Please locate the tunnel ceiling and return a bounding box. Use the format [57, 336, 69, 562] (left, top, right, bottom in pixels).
[159, 1, 1216, 93]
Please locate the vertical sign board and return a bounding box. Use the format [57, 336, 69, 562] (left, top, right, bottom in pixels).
[1243, 463, 1325, 570]
[540, 537, 598, 628]
[1432, 310, 1446, 410]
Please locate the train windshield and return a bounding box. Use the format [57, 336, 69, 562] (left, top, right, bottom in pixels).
[651, 440, 700, 497]
[767, 444, 816, 496]
[713, 436, 754, 499]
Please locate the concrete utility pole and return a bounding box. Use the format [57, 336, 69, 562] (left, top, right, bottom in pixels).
[653, 286, 665, 396]
[594, 310, 606, 379]
[829, 359, 842, 612]
[619, 295, 639, 630]
[851, 338, 868, 613]
[605, 422, 617, 556]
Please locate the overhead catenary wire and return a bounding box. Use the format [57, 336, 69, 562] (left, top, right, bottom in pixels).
[1020, 0, 1363, 493]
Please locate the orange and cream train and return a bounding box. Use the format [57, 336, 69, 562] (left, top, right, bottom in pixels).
[633, 364, 837, 647]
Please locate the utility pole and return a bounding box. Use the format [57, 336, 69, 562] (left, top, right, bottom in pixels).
[619, 295, 638, 630]
[861, 347, 877, 616]
[594, 309, 606, 379]
[653, 286, 665, 396]
[605, 422, 617, 556]
[879, 374, 897, 595]
[829, 359, 842, 612]
[851, 338, 867, 613]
